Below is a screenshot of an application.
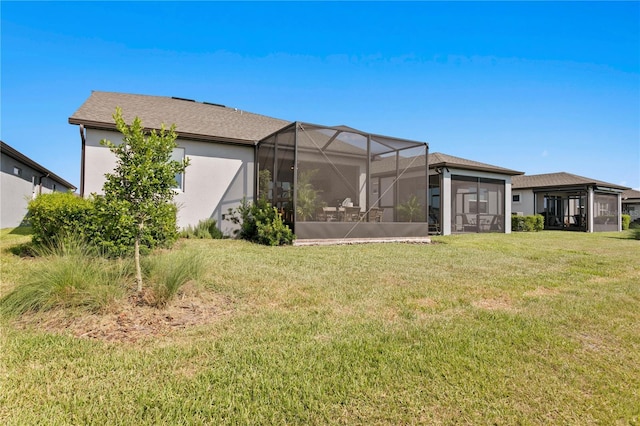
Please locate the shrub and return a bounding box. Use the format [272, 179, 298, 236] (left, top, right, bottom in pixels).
[512, 214, 544, 232]
[621, 214, 631, 230]
[27, 192, 180, 258]
[227, 198, 295, 246]
[180, 218, 224, 239]
[27, 192, 93, 246]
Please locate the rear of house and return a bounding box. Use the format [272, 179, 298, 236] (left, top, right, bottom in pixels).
[511, 172, 628, 232]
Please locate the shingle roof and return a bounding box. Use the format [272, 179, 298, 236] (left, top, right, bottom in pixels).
[512, 172, 629, 190]
[69, 91, 291, 145]
[622, 188, 640, 201]
[370, 151, 523, 176]
[428, 152, 524, 175]
[1, 141, 76, 190]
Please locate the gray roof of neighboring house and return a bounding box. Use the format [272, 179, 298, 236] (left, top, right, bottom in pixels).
[622, 188, 640, 202]
[1, 141, 77, 190]
[428, 152, 524, 175]
[370, 151, 523, 176]
[512, 172, 629, 191]
[69, 91, 291, 145]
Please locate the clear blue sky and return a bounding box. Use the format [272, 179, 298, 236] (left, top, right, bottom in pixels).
[2, 1, 639, 190]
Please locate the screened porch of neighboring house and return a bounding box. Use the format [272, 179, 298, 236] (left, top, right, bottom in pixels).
[256, 122, 429, 240]
[534, 189, 620, 232]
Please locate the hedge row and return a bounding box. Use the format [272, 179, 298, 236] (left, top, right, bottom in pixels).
[28, 192, 178, 256]
[511, 214, 544, 232]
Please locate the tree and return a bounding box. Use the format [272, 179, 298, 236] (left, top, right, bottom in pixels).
[100, 107, 189, 292]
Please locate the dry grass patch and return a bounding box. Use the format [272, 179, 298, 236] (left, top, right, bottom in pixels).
[472, 296, 518, 312]
[9, 282, 234, 344]
[524, 286, 561, 297]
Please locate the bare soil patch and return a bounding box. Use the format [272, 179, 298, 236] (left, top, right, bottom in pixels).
[11, 284, 234, 344]
[472, 297, 517, 312]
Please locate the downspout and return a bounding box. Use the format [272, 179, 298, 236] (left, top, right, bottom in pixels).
[79, 124, 86, 197]
[38, 173, 50, 196]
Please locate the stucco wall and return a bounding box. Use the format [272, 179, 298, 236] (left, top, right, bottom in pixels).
[1, 151, 72, 228]
[511, 188, 535, 215]
[83, 129, 255, 235]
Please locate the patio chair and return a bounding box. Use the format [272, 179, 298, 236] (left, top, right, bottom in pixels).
[367, 207, 384, 222]
[343, 206, 362, 222]
[322, 206, 339, 222]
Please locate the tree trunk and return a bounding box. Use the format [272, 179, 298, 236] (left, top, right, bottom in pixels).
[134, 236, 143, 292]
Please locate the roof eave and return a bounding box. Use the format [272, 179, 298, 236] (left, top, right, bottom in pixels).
[430, 161, 524, 176]
[69, 118, 258, 146]
[0, 141, 77, 190]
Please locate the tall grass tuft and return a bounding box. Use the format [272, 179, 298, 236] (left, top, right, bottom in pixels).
[0, 234, 130, 316]
[142, 248, 208, 307]
[179, 218, 223, 239]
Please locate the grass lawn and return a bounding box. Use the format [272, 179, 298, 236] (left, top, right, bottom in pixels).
[1, 229, 639, 424]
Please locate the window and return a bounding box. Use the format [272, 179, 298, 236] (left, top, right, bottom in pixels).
[512, 194, 520, 202]
[13, 166, 21, 176]
[172, 148, 185, 191]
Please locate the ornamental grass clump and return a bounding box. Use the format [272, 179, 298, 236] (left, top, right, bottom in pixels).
[0, 235, 129, 316]
[142, 248, 208, 307]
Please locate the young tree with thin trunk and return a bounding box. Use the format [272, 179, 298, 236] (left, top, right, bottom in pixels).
[100, 107, 189, 292]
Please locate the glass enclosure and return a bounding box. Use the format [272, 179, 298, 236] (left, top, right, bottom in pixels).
[257, 122, 429, 240]
[451, 175, 505, 233]
[593, 192, 619, 231]
[542, 192, 587, 231]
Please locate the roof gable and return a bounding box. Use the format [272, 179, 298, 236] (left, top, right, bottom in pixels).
[69, 91, 291, 145]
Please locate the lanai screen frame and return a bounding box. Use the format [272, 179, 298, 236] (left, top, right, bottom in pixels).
[256, 122, 429, 240]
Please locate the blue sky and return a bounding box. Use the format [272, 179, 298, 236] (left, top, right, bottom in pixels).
[2, 1, 639, 190]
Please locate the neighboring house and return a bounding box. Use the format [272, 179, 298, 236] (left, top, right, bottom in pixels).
[622, 189, 640, 224]
[1, 141, 77, 228]
[511, 172, 629, 232]
[69, 91, 523, 238]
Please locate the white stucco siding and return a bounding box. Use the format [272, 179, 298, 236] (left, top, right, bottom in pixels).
[83, 128, 254, 234]
[174, 140, 254, 234]
[512, 188, 535, 216]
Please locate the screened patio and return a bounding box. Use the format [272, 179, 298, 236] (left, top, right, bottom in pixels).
[257, 122, 429, 240]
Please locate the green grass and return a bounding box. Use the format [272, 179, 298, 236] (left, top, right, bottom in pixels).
[1, 229, 639, 424]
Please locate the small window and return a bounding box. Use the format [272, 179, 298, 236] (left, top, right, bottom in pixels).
[13, 166, 21, 176]
[171, 147, 186, 191]
[512, 194, 521, 202]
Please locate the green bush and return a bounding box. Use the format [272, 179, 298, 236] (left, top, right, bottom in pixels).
[227, 198, 295, 246]
[27, 192, 179, 257]
[27, 192, 93, 246]
[89, 195, 179, 257]
[180, 218, 224, 239]
[512, 214, 544, 232]
[621, 214, 631, 230]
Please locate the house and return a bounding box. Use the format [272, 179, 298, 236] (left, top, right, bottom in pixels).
[69, 91, 524, 239]
[511, 172, 629, 232]
[1, 141, 77, 228]
[69, 91, 288, 236]
[622, 189, 640, 224]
